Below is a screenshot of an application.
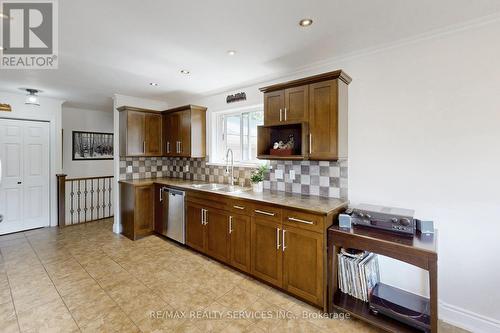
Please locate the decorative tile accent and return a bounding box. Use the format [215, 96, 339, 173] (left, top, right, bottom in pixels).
[119, 157, 348, 199]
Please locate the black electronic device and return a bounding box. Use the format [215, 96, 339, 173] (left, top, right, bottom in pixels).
[346, 204, 415, 236]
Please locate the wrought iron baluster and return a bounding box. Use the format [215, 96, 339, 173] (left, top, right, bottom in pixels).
[84, 179, 88, 222]
[90, 179, 94, 221]
[96, 178, 100, 220]
[70, 181, 75, 225]
[77, 180, 81, 223]
[108, 178, 112, 217]
[102, 179, 106, 218]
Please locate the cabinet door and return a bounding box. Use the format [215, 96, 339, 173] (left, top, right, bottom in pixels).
[282, 226, 324, 307]
[309, 80, 338, 160]
[145, 113, 162, 156]
[163, 114, 173, 156]
[154, 185, 168, 235]
[178, 110, 191, 157]
[134, 185, 154, 238]
[264, 90, 284, 125]
[284, 85, 308, 123]
[169, 112, 181, 156]
[126, 111, 145, 155]
[230, 214, 251, 273]
[205, 209, 231, 263]
[251, 218, 283, 288]
[186, 202, 205, 252]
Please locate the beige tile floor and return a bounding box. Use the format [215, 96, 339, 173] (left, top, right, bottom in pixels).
[0, 219, 468, 333]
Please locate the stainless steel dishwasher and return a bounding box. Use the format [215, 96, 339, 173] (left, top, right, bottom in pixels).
[161, 187, 185, 244]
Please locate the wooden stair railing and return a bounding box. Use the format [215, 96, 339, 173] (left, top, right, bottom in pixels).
[57, 174, 114, 227]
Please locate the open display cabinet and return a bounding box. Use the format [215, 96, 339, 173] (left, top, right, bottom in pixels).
[257, 122, 309, 160]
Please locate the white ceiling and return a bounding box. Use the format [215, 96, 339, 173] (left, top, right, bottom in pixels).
[1, 0, 499, 110]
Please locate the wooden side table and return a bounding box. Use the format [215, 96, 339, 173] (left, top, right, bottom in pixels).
[327, 225, 438, 333]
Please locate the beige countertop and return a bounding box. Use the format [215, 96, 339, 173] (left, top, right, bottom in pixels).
[119, 177, 347, 215]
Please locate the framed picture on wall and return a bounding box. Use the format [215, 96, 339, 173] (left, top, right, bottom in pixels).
[72, 131, 114, 160]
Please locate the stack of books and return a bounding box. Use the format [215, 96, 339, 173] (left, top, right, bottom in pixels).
[338, 248, 380, 302]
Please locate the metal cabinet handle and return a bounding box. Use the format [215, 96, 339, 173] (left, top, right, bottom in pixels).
[309, 134, 312, 155]
[288, 217, 314, 225]
[229, 216, 233, 234]
[233, 205, 245, 210]
[166, 141, 170, 154]
[204, 209, 208, 225]
[282, 229, 286, 252]
[179, 141, 182, 153]
[160, 187, 163, 202]
[143, 141, 146, 153]
[201, 209, 204, 225]
[276, 227, 281, 249]
[284, 107, 287, 121]
[255, 209, 275, 217]
[279, 109, 282, 122]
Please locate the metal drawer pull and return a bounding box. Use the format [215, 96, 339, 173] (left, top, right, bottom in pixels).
[282, 229, 286, 252]
[229, 216, 233, 234]
[233, 205, 245, 210]
[255, 209, 275, 216]
[276, 227, 281, 249]
[288, 217, 314, 225]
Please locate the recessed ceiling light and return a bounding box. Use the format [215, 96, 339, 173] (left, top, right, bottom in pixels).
[227, 50, 236, 56]
[299, 18, 313, 27]
[149, 82, 159, 87]
[180, 69, 190, 75]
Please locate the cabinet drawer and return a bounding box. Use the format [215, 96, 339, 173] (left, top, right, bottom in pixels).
[252, 204, 282, 222]
[226, 199, 253, 215]
[283, 209, 324, 233]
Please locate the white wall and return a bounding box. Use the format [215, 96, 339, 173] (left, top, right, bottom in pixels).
[0, 91, 64, 228]
[62, 107, 113, 178]
[172, 19, 500, 332]
[112, 94, 169, 234]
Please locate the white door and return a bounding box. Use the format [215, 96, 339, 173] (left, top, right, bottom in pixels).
[0, 119, 50, 234]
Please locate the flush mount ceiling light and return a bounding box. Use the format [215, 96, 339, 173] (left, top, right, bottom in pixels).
[149, 82, 160, 87]
[180, 69, 190, 75]
[299, 18, 313, 27]
[24, 88, 41, 106]
[227, 50, 237, 56]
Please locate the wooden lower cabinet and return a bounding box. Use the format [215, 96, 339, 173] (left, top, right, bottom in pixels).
[205, 209, 231, 262]
[186, 202, 205, 252]
[120, 183, 154, 240]
[229, 214, 251, 273]
[283, 225, 324, 306]
[250, 218, 283, 288]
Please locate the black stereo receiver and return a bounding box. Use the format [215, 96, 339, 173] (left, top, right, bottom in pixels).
[346, 203, 415, 236]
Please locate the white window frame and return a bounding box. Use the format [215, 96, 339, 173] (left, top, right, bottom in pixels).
[208, 104, 265, 167]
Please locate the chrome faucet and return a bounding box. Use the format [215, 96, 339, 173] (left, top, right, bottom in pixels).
[225, 148, 235, 187]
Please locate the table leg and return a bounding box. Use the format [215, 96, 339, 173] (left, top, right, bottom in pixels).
[429, 259, 438, 333]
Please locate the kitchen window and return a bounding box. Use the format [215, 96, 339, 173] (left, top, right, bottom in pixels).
[211, 106, 264, 165]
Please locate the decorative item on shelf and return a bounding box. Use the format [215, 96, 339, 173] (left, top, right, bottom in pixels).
[226, 92, 247, 103]
[0, 103, 12, 112]
[270, 134, 294, 156]
[250, 164, 269, 192]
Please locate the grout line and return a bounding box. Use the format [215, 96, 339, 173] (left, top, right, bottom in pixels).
[0, 244, 23, 333]
[24, 233, 83, 332]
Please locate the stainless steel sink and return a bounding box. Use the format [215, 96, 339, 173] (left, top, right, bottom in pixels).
[191, 183, 248, 194]
[191, 183, 225, 190]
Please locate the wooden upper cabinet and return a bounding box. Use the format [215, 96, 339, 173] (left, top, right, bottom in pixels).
[264, 90, 284, 125]
[118, 106, 163, 157]
[145, 113, 162, 156]
[284, 85, 309, 123]
[163, 105, 207, 158]
[259, 70, 351, 160]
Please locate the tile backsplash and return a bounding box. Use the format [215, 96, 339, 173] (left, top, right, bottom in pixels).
[119, 157, 348, 199]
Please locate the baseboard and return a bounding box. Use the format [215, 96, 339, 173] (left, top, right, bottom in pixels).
[440, 301, 500, 333]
